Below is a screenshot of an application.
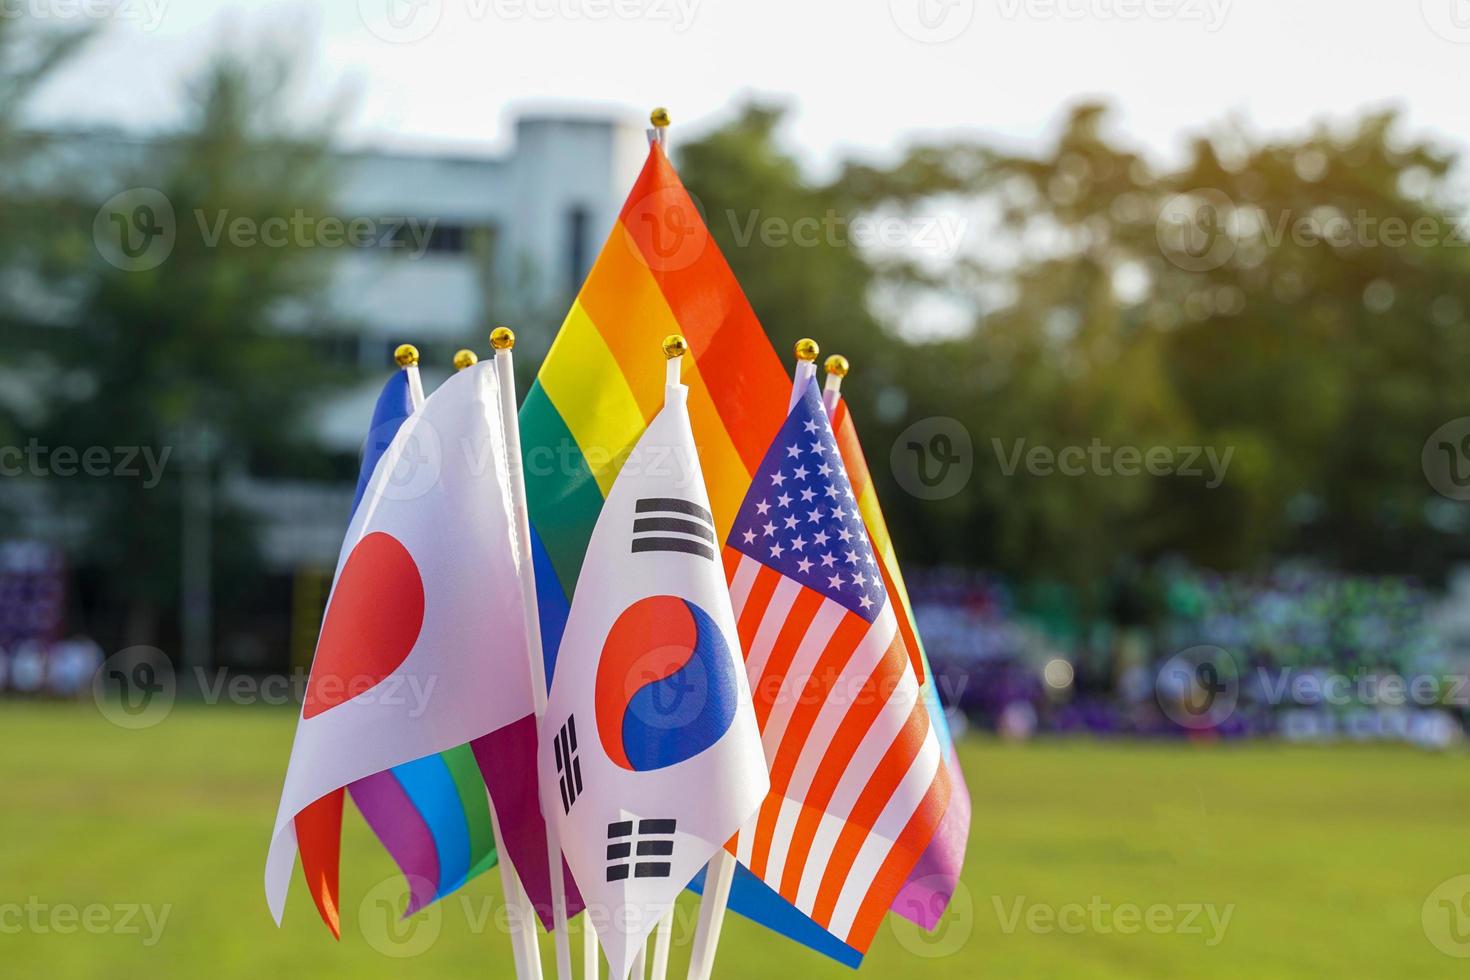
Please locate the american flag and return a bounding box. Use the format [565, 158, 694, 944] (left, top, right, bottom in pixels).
[721, 381, 952, 952]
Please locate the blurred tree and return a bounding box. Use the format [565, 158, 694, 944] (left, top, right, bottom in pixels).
[19, 48, 345, 650]
[0, 18, 91, 448]
[682, 102, 1470, 603]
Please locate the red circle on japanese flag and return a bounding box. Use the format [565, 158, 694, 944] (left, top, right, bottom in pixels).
[304, 531, 425, 718]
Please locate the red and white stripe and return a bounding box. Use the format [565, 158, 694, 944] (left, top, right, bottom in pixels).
[723, 548, 952, 949]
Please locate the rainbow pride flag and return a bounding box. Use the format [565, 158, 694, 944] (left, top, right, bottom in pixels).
[519, 140, 789, 682]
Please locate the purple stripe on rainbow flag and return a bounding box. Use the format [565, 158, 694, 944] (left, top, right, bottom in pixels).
[349, 770, 441, 915]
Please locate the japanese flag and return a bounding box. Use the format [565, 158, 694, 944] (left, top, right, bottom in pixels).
[265, 363, 535, 924]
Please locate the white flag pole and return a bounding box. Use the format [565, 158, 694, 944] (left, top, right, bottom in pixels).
[821, 353, 847, 416]
[453, 347, 544, 980]
[685, 853, 735, 980]
[649, 909, 674, 980]
[583, 918, 600, 980]
[491, 327, 575, 980]
[396, 343, 426, 407]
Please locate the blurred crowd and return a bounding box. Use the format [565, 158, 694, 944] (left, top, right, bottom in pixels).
[0, 540, 102, 698]
[915, 563, 1470, 748]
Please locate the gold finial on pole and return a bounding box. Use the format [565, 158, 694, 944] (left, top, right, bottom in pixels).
[490, 327, 515, 351]
[650, 107, 671, 129]
[663, 334, 687, 386]
[453, 349, 479, 371]
[824, 354, 849, 377]
[794, 338, 820, 362]
[394, 343, 420, 367]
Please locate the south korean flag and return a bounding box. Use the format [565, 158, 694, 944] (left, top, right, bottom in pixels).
[538, 380, 768, 979]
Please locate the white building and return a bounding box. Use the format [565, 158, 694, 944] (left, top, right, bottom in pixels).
[245, 112, 647, 571]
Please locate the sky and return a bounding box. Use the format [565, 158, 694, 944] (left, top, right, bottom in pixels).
[22, 0, 1470, 174]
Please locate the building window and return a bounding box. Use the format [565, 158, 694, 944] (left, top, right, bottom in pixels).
[567, 205, 590, 292]
[424, 223, 466, 254]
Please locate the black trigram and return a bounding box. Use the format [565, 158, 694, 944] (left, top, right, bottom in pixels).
[554, 716, 583, 814]
[605, 818, 676, 882]
[631, 498, 715, 561]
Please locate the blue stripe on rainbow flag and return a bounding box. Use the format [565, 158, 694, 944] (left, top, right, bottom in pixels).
[391, 755, 473, 898]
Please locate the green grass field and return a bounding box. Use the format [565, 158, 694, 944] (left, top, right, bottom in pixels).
[2, 703, 1466, 978]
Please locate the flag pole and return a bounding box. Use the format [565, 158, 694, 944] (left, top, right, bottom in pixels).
[649, 909, 674, 980]
[791, 337, 819, 409]
[583, 917, 600, 980]
[491, 327, 576, 980]
[455, 346, 544, 980]
[396, 343, 426, 406]
[821, 353, 847, 415]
